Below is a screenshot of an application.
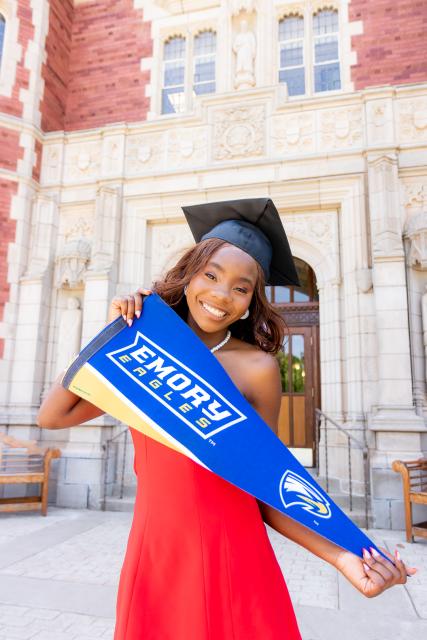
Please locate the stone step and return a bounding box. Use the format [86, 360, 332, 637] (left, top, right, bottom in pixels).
[103, 496, 135, 512]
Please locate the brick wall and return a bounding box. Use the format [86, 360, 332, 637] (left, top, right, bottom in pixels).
[350, 0, 427, 88]
[0, 1, 34, 358]
[64, 0, 152, 131]
[40, 0, 74, 132]
[0, 1, 34, 117]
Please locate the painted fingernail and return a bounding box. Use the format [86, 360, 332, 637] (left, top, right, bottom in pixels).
[122, 314, 126, 321]
[363, 562, 370, 572]
[135, 311, 141, 318]
[363, 548, 371, 560]
[396, 550, 401, 561]
[370, 547, 380, 558]
[127, 319, 133, 327]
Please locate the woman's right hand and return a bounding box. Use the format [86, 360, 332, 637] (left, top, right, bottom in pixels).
[108, 288, 152, 326]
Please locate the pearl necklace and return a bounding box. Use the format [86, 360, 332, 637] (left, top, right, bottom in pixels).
[210, 330, 231, 354]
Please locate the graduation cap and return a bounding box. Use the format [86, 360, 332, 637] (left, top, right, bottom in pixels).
[181, 198, 300, 287]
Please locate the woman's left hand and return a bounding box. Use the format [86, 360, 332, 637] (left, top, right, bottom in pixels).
[336, 546, 418, 598]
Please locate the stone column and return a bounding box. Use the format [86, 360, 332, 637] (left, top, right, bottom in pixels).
[8, 194, 58, 439]
[56, 186, 122, 510]
[367, 154, 426, 528]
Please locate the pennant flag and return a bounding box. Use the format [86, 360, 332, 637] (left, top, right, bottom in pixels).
[63, 293, 381, 559]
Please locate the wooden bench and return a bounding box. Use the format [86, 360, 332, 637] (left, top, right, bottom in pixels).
[0, 434, 61, 516]
[392, 458, 427, 543]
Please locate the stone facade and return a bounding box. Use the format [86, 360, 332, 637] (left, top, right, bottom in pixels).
[0, 0, 426, 526]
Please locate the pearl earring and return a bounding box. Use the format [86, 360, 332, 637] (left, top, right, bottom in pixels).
[240, 309, 249, 320]
[184, 285, 188, 295]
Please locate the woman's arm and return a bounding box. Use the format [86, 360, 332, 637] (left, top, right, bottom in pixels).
[249, 353, 417, 597]
[37, 288, 151, 430]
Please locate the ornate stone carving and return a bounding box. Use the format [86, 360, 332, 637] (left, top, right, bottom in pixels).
[366, 100, 393, 145]
[150, 224, 193, 282]
[398, 98, 427, 142]
[368, 156, 403, 258]
[41, 144, 62, 184]
[64, 217, 92, 241]
[125, 133, 164, 174]
[230, 0, 256, 14]
[404, 213, 427, 270]
[66, 142, 101, 181]
[272, 113, 315, 154]
[167, 128, 208, 167]
[320, 107, 363, 149]
[212, 104, 265, 160]
[233, 19, 256, 89]
[404, 182, 427, 213]
[284, 214, 334, 253]
[55, 238, 91, 289]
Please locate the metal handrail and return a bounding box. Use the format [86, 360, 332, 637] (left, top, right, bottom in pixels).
[102, 427, 129, 510]
[314, 408, 370, 529]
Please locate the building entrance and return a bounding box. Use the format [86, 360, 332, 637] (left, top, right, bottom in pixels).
[267, 258, 320, 466]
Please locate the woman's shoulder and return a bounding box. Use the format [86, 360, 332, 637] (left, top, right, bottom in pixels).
[225, 337, 280, 378]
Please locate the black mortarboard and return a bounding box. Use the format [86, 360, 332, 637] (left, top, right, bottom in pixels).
[181, 198, 300, 286]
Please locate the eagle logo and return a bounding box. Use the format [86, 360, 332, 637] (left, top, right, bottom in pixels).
[279, 470, 332, 519]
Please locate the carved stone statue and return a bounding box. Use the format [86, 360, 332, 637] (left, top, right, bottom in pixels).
[56, 297, 82, 376]
[233, 20, 256, 89]
[56, 237, 91, 289]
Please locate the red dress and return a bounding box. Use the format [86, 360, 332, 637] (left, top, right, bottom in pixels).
[114, 428, 301, 640]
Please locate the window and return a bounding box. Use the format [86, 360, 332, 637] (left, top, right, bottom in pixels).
[193, 31, 216, 96]
[265, 258, 319, 304]
[161, 30, 216, 115]
[278, 7, 341, 97]
[313, 9, 341, 92]
[0, 14, 5, 69]
[278, 15, 305, 97]
[162, 36, 186, 115]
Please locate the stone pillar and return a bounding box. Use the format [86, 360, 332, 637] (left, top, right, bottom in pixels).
[56, 186, 122, 510]
[367, 154, 426, 528]
[8, 194, 58, 438]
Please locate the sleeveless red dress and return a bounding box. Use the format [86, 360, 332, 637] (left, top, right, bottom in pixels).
[114, 428, 301, 640]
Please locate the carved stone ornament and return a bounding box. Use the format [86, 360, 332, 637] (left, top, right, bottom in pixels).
[320, 107, 363, 149]
[213, 104, 265, 160]
[230, 0, 257, 15]
[125, 134, 164, 173]
[55, 238, 91, 289]
[404, 212, 427, 270]
[272, 113, 315, 154]
[398, 98, 427, 142]
[404, 183, 427, 213]
[233, 20, 256, 90]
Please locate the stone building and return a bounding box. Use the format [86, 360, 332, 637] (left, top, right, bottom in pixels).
[0, 0, 426, 528]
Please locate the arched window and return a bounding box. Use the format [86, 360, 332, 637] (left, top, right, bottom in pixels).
[266, 258, 319, 304]
[313, 9, 341, 92]
[278, 15, 305, 96]
[193, 30, 216, 96]
[0, 14, 5, 69]
[161, 36, 186, 115]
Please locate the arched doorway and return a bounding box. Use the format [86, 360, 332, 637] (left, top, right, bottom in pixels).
[266, 258, 320, 467]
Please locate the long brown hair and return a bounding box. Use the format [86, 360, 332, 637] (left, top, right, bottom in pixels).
[152, 238, 288, 354]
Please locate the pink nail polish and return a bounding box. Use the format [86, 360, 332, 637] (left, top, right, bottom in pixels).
[363, 548, 371, 560]
[128, 319, 132, 327]
[363, 562, 370, 572]
[370, 547, 380, 558]
[135, 311, 141, 318]
[396, 550, 401, 561]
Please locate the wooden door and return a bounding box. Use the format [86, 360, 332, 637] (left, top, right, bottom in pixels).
[277, 325, 318, 450]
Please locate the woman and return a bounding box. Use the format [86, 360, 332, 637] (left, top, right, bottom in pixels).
[38, 198, 416, 640]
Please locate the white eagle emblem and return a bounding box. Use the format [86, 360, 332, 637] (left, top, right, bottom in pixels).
[279, 470, 332, 519]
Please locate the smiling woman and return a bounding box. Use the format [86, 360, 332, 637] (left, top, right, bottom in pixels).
[37, 197, 416, 640]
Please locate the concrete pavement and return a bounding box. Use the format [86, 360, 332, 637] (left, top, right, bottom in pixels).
[0, 508, 425, 639]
